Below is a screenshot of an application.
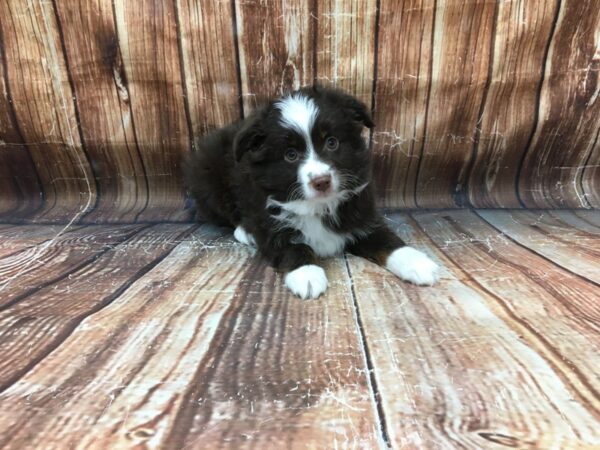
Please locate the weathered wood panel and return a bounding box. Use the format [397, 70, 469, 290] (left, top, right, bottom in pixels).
[315, 0, 377, 106]
[413, 0, 497, 208]
[573, 210, 600, 228]
[0, 223, 195, 392]
[0, 224, 143, 307]
[54, 0, 148, 223]
[413, 210, 600, 420]
[518, 0, 600, 208]
[176, 0, 242, 135]
[467, 0, 560, 208]
[347, 211, 600, 447]
[0, 215, 599, 447]
[0, 1, 599, 220]
[478, 210, 600, 283]
[236, 0, 315, 112]
[0, 0, 97, 222]
[371, 0, 435, 208]
[552, 210, 600, 232]
[0, 226, 379, 449]
[0, 224, 82, 258]
[112, 0, 191, 221]
[0, 34, 42, 219]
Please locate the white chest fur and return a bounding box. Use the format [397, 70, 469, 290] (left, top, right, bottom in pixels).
[267, 195, 354, 258]
[289, 214, 349, 257]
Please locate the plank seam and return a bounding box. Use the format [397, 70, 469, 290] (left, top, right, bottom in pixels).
[578, 126, 600, 208]
[107, 0, 151, 223]
[231, 0, 245, 119]
[311, 0, 318, 87]
[43, 0, 97, 221]
[343, 254, 391, 448]
[474, 210, 600, 288]
[515, 0, 563, 208]
[0, 225, 151, 312]
[368, 0, 381, 154]
[408, 212, 600, 418]
[173, 0, 195, 153]
[0, 225, 84, 260]
[462, 0, 500, 208]
[0, 224, 199, 394]
[0, 23, 45, 217]
[413, 0, 437, 208]
[572, 211, 600, 229]
[163, 259, 263, 448]
[107, 0, 149, 223]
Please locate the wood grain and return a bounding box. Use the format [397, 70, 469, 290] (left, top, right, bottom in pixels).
[0, 224, 144, 307]
[236, 0, 315, 112]
[347, 211, 600, 447]
[573, 211, 600, 229]
[0, 226, 379, 449]
[0, 215, 599, 447]
[176, 0, 242, 135]
[518, 0, 600, 208]
[0, 0, 97, 222]
[1, 0, 600, 217]
[371, 0, 435, 208]
[112, 0, 191, 221]
[315, 0, 377, 106]
[477, 210, 600, 283]
[0, 223, 195, 392]
[413, 210, 600, 416]
[0, 224, 82, 259]
[552, 210, 600, 233]
[413, 0, 497, 208]
[53, 0, 148, 223]
[467, 0, 560, 208]
[0, 30, 42, 219]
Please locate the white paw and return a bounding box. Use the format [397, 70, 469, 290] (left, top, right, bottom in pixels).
[386, 247, 440, 286]
[233, 225, 256, 247]
[284, 265, 328, 299]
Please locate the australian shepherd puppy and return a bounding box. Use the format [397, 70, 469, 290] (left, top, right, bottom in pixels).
[185, 85, 440, 299]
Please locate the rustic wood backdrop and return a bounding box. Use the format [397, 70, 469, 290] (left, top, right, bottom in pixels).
[0, 0, 598, 223]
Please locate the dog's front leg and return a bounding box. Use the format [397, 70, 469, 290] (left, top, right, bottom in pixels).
[264, 242, 328, 300]
[348, 225, 440, 286]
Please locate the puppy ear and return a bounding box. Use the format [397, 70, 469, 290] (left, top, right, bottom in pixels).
[313, 84, 375, 129]
[345, 97, 375, 129]
[234, 111, 266, 162]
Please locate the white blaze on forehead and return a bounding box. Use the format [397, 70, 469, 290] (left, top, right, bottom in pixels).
[276, 93, 334, 195]
[275, 93, 319, 145]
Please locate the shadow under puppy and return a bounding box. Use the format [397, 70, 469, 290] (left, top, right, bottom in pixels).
[184, 85, 440, 299]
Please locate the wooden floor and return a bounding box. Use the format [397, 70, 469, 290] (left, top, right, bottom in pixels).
[0, 210, 599, 449]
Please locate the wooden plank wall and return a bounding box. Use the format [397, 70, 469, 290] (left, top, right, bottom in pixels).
[0, 0, 599, 223]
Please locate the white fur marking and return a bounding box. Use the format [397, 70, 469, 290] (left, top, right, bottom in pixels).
[275, 94, 319, 146]
[275, 94, 339, 200]
[266, 183, 368, 257]
[386, 247, 440, 285]
[292, 215, 348, 257]
[285, 265, 328, 299]
[233, 226, 256, 247]
[300, 156, 331, 183]
[299, 155, 337, 199]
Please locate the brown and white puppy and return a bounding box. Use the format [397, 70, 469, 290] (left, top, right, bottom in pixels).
[185, 85, 440, 299]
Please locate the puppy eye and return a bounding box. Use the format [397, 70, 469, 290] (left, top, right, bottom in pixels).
[285, 148, 299, 162]
[325, 136, 339, 151]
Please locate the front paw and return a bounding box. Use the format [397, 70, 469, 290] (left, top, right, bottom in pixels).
[386, 247, 440, 286]
[234, 225, 256, 247]
[284, 265, 328, 299]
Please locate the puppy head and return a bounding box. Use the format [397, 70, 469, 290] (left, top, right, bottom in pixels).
[234, 86, 374, 206]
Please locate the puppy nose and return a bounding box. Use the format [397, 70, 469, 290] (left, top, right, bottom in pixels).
[310, 174, 332, 192]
